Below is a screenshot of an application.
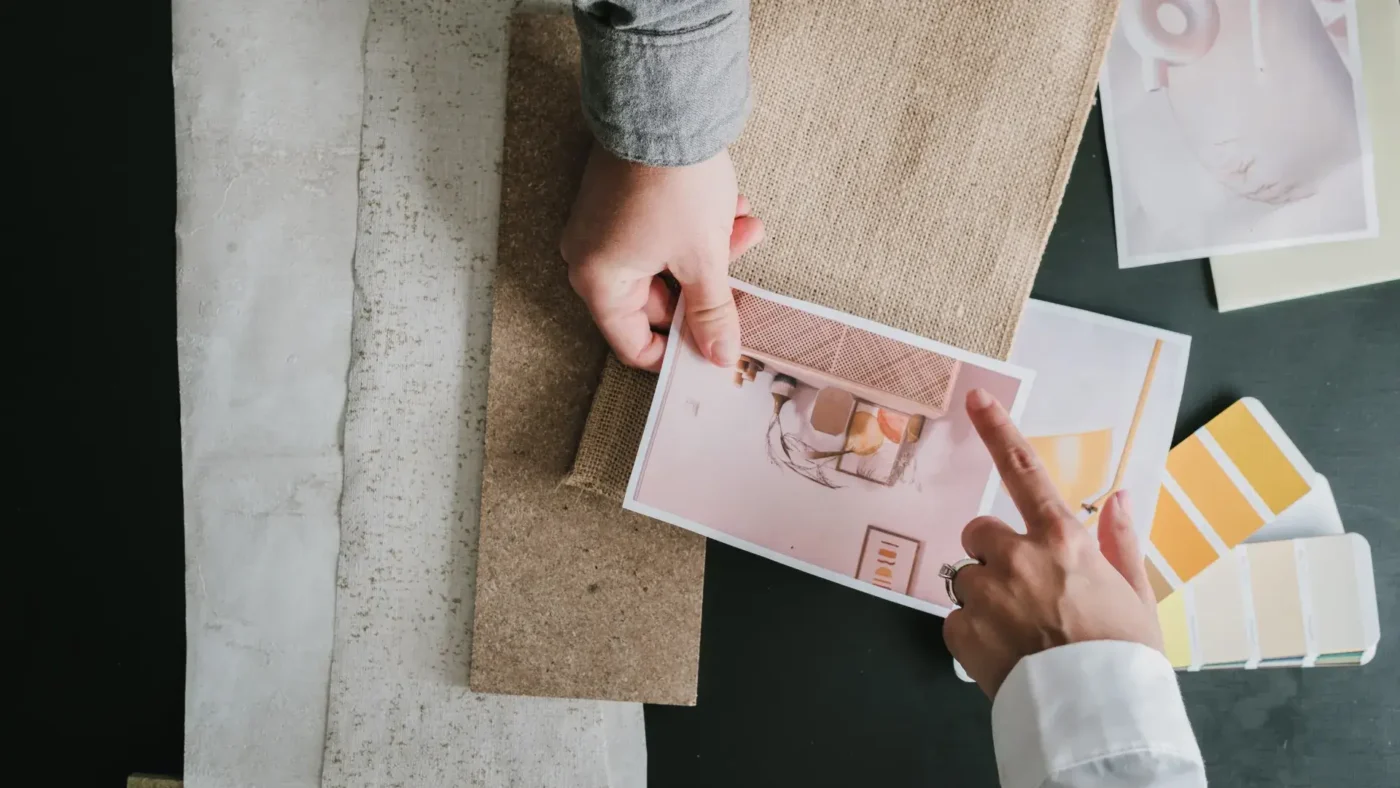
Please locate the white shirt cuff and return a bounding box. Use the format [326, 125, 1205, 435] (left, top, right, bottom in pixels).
[991, 641, 1204, 788]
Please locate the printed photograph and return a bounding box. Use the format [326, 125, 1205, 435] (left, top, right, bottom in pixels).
[624, 281, 1034, 615]
[989, 301, 1191, 539]
[1100, 0, 1378, 266]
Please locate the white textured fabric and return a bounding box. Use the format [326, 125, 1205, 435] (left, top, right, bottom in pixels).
[992, 642, 1206, 788]
[176, 0, 644, 784]
[318, 1, 645, 786]
[174, 1, 366, 786]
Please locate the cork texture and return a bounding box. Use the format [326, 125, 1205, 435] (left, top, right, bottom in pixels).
[568, 0, 1120, 499]
[468, 14, 706, 705]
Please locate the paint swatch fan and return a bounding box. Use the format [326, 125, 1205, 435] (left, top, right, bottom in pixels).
[1160, 534, 1380, 670]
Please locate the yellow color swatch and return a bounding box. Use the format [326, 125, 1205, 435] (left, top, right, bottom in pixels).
[1158, 591, 1193, 669]
[1168, 435, 1264, 545]
[1150, 491, 1219, 589]
[1206, 401, 1310, 515]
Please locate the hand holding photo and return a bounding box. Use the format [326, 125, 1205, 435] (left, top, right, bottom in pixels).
[624, 280, 1035, 615]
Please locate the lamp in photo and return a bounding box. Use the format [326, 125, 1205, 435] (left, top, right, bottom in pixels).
[1027, 339, 1165, 524]
[729, 290, 961, 488]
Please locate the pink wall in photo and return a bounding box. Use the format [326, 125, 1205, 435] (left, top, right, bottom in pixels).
[635, 340, 1023, 610]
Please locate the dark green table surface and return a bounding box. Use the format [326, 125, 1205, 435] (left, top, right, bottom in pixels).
[19, 3, 1395, 785]
[643, 108, 1400, 788]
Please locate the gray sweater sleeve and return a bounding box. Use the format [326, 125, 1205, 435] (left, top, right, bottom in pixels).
[573, 0, 750, 166]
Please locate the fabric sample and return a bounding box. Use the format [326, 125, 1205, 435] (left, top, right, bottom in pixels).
[468, 13, 706, 706]
[174, 2, 366, 786]
[568, 0, 1121, 500]
[320, 1, 648, 783]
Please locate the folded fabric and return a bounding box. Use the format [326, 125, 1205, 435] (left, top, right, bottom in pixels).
[468, 13, 706, 706]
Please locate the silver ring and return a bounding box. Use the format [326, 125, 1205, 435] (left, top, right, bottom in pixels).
[939, 558, 982, 607]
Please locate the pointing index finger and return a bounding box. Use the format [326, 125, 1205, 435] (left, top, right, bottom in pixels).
[966, 388, 1073, 536]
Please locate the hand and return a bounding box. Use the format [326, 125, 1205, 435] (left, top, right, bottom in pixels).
[561, 144, 765, 372]
[943, 388, 1163, 698]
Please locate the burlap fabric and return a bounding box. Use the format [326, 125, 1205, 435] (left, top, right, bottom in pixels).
[471, 15, 706, 705]
[475, 2, 1117, 703]
[567, 0, 1119, 499]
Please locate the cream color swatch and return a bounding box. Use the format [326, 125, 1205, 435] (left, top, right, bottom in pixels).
[1247, 541, 1307, 661]
[1212, 0, 1400, 310]
[1305, 535, 1367, 656]
[1189, 557, 1250, 667]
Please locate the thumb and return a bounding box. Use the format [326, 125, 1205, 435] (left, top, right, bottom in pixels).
[729, 214, 765, 262]
[673, 253, 740, 369]
[1097, 490, 1156, 607]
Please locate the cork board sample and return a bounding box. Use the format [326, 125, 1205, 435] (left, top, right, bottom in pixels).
[567, 0, 1121, 499]
[468, 14, 706, 705]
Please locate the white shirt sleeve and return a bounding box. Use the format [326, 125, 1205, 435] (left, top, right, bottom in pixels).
[990, 641, 1207, 788]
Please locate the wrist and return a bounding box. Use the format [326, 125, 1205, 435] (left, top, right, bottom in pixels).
[573, 2, 750, 167]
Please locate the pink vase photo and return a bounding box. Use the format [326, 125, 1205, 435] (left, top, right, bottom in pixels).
[1102, 0, 1377, 265]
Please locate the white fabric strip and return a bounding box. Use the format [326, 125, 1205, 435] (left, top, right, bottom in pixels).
[175, 2, 365, 785]
[1162, 473, 1231, 557]
[318, 2, 645, 785]
[1193, 429, 1277, 523]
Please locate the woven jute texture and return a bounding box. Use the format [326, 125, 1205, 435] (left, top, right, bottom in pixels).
[470, 14, 706, 705]
[566, 0, 1120, 499]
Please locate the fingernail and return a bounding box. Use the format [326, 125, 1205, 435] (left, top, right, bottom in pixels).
[1113, 489, 1132, 512]
[967, 388, 993, 409]
[710, 339, 739, 367]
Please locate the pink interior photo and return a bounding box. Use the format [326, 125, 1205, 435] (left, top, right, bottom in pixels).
[632, 288, 1027, 611]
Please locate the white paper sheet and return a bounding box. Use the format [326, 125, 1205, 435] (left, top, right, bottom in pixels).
[1245, 475, 1346, 543]
[1210, 0, 1399, 309]
[990, 301, 1191, 538]
[1101, 0, 1379, 267]
[318, 2, 645, 786]
[174, 2, 366, 786]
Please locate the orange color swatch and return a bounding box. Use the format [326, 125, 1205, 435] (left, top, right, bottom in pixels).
[1150, 491, 1219, 587]
[1168, 435, 1264, 544]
